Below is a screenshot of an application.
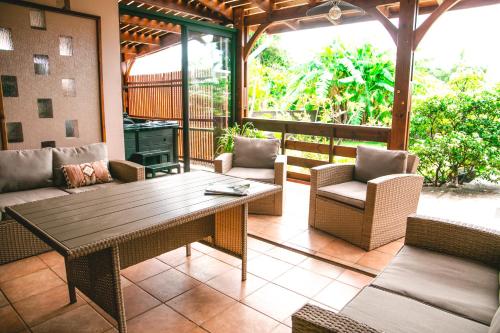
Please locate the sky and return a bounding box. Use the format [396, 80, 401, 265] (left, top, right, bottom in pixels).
[132, 3, 500, 83]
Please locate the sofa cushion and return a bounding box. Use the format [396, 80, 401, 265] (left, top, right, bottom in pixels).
[226, 167, 275, 184]
[341, 287, 489, 333]
[372, 245, 499, 325]
[0, 187, 69, 220]
[0, 148, 52, 193]
[233, 136, 280, 169]
[317, 181, 367, 209]
[62, 180, 123, 194]
[489, 307, 500, 333]
[354, 145, 408, 183]
[62, 160, 113, 189]
[53, 143, 108, 186]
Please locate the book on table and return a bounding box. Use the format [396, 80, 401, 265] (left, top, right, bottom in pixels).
[205, 183, 250, 196]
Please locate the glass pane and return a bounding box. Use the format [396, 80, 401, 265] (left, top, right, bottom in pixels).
[59, 36, 73, 56]
[33, 54, 49, 75]
[62, 78, 76, 96]
[0, 27, 14, 51]
[65, 119, 79, 137]
[41, 140, 56, 148]
[187, 31, 232, 162]
[29, 9, 46, 29]
[1, 75, 18, 97]
[37, 98, 53, 118]
[7, 122, 23, 143]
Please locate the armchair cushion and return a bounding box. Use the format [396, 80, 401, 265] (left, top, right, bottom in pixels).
[0, 187, 69, 220]
[226, 167, 275, 184]
[354, 145, 408, 183]
[317, 181, 367, 209]
[233, 136, 280, 169]
[372, 245, 499, 325]
[0, 148, 53, 193]
[489, 307, 500, 333]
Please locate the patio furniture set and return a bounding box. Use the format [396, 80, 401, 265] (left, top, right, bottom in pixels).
[1, 138, 498, 333]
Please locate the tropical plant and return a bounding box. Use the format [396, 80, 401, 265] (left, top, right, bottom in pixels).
[216, 123, 267, 154]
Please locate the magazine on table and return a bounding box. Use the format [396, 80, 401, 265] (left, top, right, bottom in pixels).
[205, 183, 251, 196]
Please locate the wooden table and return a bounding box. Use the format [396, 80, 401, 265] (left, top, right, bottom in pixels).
[6, 171, 279, 333]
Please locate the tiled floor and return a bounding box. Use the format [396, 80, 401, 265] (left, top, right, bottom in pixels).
[0, 240, 372, 333]
[248, 180, 500, 274]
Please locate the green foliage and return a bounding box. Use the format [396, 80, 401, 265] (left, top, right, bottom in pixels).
[409, 90, 500, 186]
[216, 123, 267, 154]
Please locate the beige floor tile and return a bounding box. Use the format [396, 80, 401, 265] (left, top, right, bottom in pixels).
[126, 305, 196, 333]
[191, 242, 217, 254]
[121, 258, 170, 283]
[177, 255, 233, 282]
[266, 247, 307, 265]
[208, 250, 243, 267]
[202, 302, 280, 333]
[313, 281, 359, 311]
[31, 304, 111, 333]
[0, 305, 27, 333]
[0, 256, 47, 283]
[12, 285, 85, 327]
[206, 267, 267, 300]
[317, 239, 366, 263]
[156, 247, 203, 267]
[0, 268, 64, 303]
[298, 258, 345, 279]
[246, 255, 293, 281]
[37, 251, 64, 268]
[356, 251, 393, 271]
[273, 267, 332, 298]
[122, 284, 161, 319]
[138, 269, 200, 302]
[167, 285, 236, 325]
[247, 237, 275, 253]
[242, 284, 308, 322]
[336, 270, 374, 289]
[272, 324, 292, 333]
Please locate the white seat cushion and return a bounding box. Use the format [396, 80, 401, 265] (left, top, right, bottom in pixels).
[0, 187, 69, 220]
[317, 181, 367, 209]
[226, 167, 275, 184]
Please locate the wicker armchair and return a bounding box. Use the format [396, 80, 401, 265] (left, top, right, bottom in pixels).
[308, 152, 423, 251]
[215, 153, 286, 216]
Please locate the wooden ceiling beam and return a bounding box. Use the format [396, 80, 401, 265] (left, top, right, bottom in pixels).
[196, 0, 234, 20]
[264, 14, 375, 33]
[249, 0, 272, 12]
[120, 14, 181, 34]
[121, 31, 162, 45]
[366, 6, 397, 44]
[134, 0, 228, 22]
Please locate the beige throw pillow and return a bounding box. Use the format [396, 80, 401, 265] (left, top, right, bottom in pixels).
[233, 136, 280, 169]
[354, 145, 408, 183]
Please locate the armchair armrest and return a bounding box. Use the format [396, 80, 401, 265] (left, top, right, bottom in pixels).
[406, 215, 500, 269]
[214, 153, 233, 174]
[292, 304, 382, 333]
[109, 160, 145, 182]
[310, 164, 355, 188]
[274, 154, 287, 186]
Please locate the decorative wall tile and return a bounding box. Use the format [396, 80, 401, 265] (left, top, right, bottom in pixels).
[33, 54, 49, 75]
[41, 140, 56, 148]
[62, 78, 76, 97]
[29, 10, 46, 30]
[59, 36, 73, 56]
[1, 75, 18, 97]
[0, 27, 14, 51]
[7, 122, 23, 143]
[37, 98, 53, 118]
[65, 120, 79, 138]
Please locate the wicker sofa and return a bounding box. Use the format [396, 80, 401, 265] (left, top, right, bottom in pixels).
[0, 143, 145, 265]
[293, 215, 500, 333]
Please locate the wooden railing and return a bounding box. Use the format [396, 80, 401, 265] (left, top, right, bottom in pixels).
[243, 117, 391, 181]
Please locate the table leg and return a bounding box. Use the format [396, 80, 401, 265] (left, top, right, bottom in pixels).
[64, 257, 77, 304]
[111, 246, 127, 333]
[241, 203, 248, 281]
[186, 244, 191, 257]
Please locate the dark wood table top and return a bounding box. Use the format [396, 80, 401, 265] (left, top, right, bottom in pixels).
[6, 171, 279, 258]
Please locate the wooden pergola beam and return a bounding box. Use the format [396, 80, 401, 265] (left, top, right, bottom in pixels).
[135, 0, 228, 22]
[249, 0, 272, 12]
[121, 32, 161, 46]
[243, 22, 273, 60]
[366, 6, 397, 44]
[120, 14, 181, 34]
[196, 0, 233, 20]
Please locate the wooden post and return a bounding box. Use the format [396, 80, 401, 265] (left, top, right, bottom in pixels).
[181, 25, 191, 171]
[234, 8, 246, 124]
[389, 0, 418, 150]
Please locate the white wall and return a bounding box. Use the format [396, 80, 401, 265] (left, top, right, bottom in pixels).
[26, 0, 125, 159]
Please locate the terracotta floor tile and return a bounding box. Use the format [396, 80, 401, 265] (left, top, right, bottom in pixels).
[317, 238, 366, 263]
[191, 242, 217, 254]
[208, 250, 243, 267]
[12, 285, 85, 327]
[266, 247, 307, 265]
[38, 251, 64, 268]
[177, 255, 233, 282]
[375, 240, 405, 255]
[272, 324, 292, 333]
[246, 255, 293, 281]
[336, 270, 374, 289]
[313, 281, 359, 311]
[1, 268, 64, 303]
[126, 305, 196, 333]
[287, 230, 335, 251]
[31, 304, 111, 333]
[121, 258, 170, 283]
[242, 284, 308, 322]
[298, 258, 345, 279]
[0, 290, 8, 307]
[202, 302, 279, 333]
[273, 267, 332, 298]
[122, 284, 161, 319]
[356, 251, 393, 271]
[247, 238, 275, 253]
[120, 276, 133, 288]
[189, 327, 208, 333]
[0, 256, 47, 283]
[307, 300, 338, 313]
[167, 285, 236, 325]
[0, 305, 26, 333]
[259, 224, 304, 243]
[156, 247, 203, 267]
[138, 269, 200, 302]
[50, 264, 67, 282]
[206, 268, 267, 300]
